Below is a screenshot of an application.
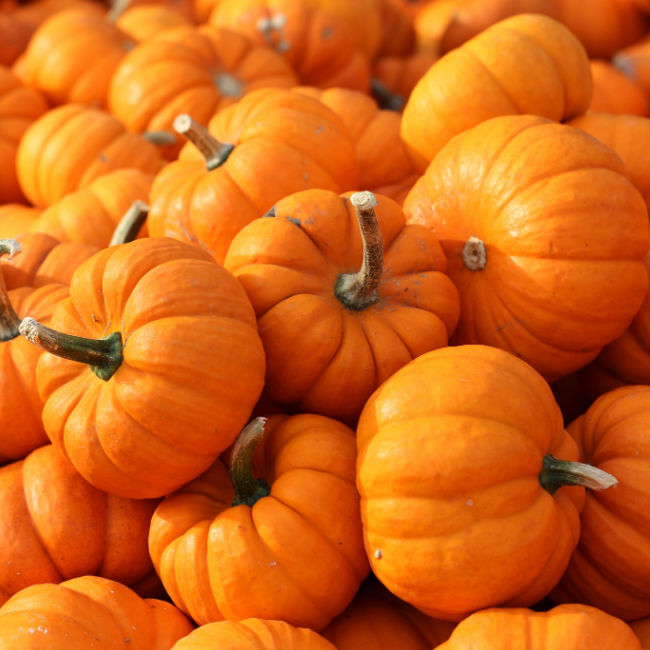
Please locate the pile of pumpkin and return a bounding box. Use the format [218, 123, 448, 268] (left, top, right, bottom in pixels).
[3, 0, 650, 647]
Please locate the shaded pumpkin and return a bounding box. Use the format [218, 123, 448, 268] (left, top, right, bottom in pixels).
[224, 190, 460, 423]
[403, 114, 649, 382]
[373, 0, 417, 58]
[0, 443, 158, 604]
[0, 12, 32, 66]
[589, 59, 649, 116]
[0, 575, 194, 648]
[401, 13, 593, 170]
[631, 616, 650, 647]
[614, 39, 650, 101]
[356, 344, 618, 620]
[436, 603, 642, 649]
[147, 88, 359, 263]
[20, 237, 265, 498]
[149, 414, 369, 629]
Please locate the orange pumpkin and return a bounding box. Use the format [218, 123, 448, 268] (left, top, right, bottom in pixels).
[401, 13, 593, 170]
[403, 114, 649, 382]
[357, 344, 617, 620]
[148, 88, 359, 263]
[149, 414, 369, 628]
[113, 2, 192, 41]
[171, 618, 336, 649]
[436, 603, 642, 649]
[0, 204, 42, 239]
[552, 385, 650, 620]
[0, 443, 158, 603]
[225, 190, 459, 423]
[0, 12, 32, 66]
[631, 616, 650, 647]
[614, 39, 650, 101]
[0, 575, 193, 647]
[16, 103, 164, 207]
[589, 59, 649, 116]
[20, 237, 265, 499]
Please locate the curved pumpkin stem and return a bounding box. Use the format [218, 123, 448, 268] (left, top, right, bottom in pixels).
[19, 317, 123, 381]
[539, 454, 618, 494]
[173, 114, 235, 171]
[0, 240, 22, 341]
[230, 417, 271, 507]
[110, 200, 149, 246]
[335, 191, 383, 311]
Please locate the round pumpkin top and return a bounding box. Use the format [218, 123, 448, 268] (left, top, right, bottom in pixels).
[23, 237, 266, 499]
[357, 344, 595, 620]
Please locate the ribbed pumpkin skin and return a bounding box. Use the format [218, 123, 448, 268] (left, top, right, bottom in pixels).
[0, 283, 68, 464]
[589, 60, 649, 117]
[171, 619, 336, 649]
[0, 65, 48, 204]
[16, 103, 164, 207]
[224, 190, 460, 423]
[16, 4, 134, 108]
[148, 88, 359, 263]
[0, 575, 194, 649]
[403, 115, 650, 382]
[149, 413, 369, 629]
[207, 0, 370, 91]
[436, 604, 642, 649]
[356, 344, 585, 621]
[401, 13, 592, 170]
[34, 238, 266, 499]
[552, 386, 650, 620]
[0, 444, 157, 604]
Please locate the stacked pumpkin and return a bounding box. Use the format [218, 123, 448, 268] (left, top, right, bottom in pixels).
[3, 0, 650, 647]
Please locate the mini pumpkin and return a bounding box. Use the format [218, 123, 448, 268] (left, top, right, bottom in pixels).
[589, 59, 649, 116]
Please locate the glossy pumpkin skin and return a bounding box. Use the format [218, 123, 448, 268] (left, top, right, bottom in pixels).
[224, 190, 460, 423]
[356, 344, 585, 620]
[401, 13, 592, 170]
[16, 4, 134, 108]
[29, 169, 153, 247]
[108, 24, 297, 150]
[171, 618, 336, 649]
[0, 65, 48, 204]
[16, 103, 164, 207]
[0, 444, 158, 603]
[149, 413, 369, 629]
[552, 386, 650, 620]
[403, 115, 650, 382]
[589, 60, 649, 117]
[0, 575, 194, 649]
[436, 603, 642, 649]
[148, 88, 359, 263]
[207, 0, 370, 91]
[34, 237, 266, 499]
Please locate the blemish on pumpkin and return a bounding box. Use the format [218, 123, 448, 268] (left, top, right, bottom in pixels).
[466, 498, 474, 506]
[98, 153, 108, 163]
[374, 549, 383, 559]
[322, 25, 334, 39]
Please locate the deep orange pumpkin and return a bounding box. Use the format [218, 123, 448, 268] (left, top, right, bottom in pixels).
[589, 59, 649, 117]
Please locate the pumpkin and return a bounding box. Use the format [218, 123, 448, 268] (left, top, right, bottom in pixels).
[401, 13, 593, 170]
[108, 24, 298, 158]
[147, 88, 359, 263]
[614, 39, 650, 101]
[631, 617, 650, 647]
[171, 618, 336, 649]
[0, 12, 32, 66]
[15, 3, 134, 108]
[374, 0, 417, 58]
[356, 344, 618, 620]
[435, 603, 642, 649]
[403, 114, 649, 382]
[321, 577, 456, 649]
[20, 237, 265, 498]
[551, 385, 650, 620]
[207, 0, 370, 91]
[589, 59, 649, 116]
[0, 204, 42, 239]
[224, 190, 459, 423]
[113, 2, 192, 41]
[149, 414, 369, 628]
[0, 575, 194, 648]
[16, 103, 164, 207]
[0, 65, 48, 204]
[0, 443, 158, 603]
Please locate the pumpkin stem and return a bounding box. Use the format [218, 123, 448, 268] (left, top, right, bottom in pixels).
[370, 77, 405, 111]
[462, 235, 486, 270]
[230, 417, 271, 507]
[173, 114, 235, 171]
[0, 239, 21, 341]
[142, 130, 178, 147]
[106, 0, 132, 22]
[19, 317, 123, 382]
[335, 191, 383, 311]
[539, 454, 618, 494]
[110, 200, 149, 246]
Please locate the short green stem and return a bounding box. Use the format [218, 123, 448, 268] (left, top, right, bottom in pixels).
[539, 454, 618, 494]
[110, 200, 149, 246]
[230, 417, 271, 507]
[19, 317, 123, 381]
[0, 240, 22, 341]
[142, 130, 178, 147]
[173, 114, 235, 171]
